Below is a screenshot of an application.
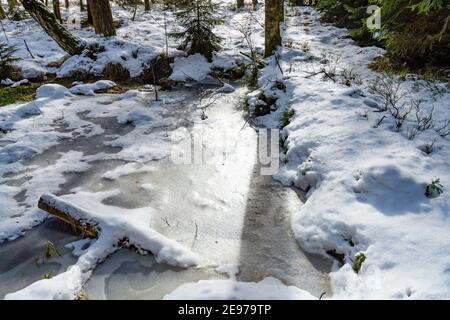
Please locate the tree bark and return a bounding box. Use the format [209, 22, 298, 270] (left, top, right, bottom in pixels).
[80, 0, 84, 11]
[0, 3, 7, 19]
[38, 194, 98, 238]
[264, 0, 281, 57]
[144, 0, 150, 11]
[53, 0, 61, 22]
[19, 0, 84, 55]
[86, 0, 92, 24]
[7, 0, 17, 12]
[279, 0, 284, 23]
[64, 0, 69, 9]
[87, 0, 115, 36]
[237, 0, 244, 9]
[252, 0, 258, 10]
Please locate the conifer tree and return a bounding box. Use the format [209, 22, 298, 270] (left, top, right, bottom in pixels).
[376, 0, 449, 66]
[0, 41, 18, 79]
[169, 0, 223, 62]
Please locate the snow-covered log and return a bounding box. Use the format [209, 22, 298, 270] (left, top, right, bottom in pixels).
[37, 193, 199, 267]
[38, 194, 98, 238]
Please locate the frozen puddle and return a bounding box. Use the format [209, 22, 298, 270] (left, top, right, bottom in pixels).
[0, 83, 330, 299]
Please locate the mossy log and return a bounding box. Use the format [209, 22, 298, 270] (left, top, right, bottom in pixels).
[38, 194, 98, 238]
[20, 0, 84, 55]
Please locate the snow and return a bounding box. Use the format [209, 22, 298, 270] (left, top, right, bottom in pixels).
[164, 277, 316, 300]
[5, 264, 83, 300]
[1, 79, 15, 86]
[1, 1, 449, 300]
[169, 54, 212, 82]
[102, 162, 156, 180]
[248, 6, 450, 299]
[0, 82, 191, 243]
[11, 79, 29, 88]
[2, 4, 186, 80]
[217, 83, 236, 93]
[69, 80, 117, 96]
[5, 190, 199, 300]
[1, 1, 256, 82]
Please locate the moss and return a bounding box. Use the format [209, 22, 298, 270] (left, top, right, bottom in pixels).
[0, 83, 40, 107]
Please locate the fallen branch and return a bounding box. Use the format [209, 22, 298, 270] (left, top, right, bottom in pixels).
[23, 39, 35, 59]
[37, 193, 199, 268]
[38, 195, 98, 238]
[0, 20, 8, 42]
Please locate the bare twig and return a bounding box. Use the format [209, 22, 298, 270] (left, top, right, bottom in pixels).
[274, 52, 284, 75]
[161, 217, 171, 227]
[0, 20, 8, 42]
[24, 39, 35, 59]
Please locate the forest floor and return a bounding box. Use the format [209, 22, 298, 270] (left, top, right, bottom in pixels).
[1, 1, 450, 299]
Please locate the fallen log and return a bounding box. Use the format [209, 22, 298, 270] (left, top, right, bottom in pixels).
[19, 0, 85, 55]
[38, 194, 98, 238]
[37, 193, 199, 268]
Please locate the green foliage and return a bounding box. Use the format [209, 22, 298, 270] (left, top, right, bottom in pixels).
[425, 179, 444, 198]
[353, 252, 366, 273]
[168, 0, 223, 62]
[377, 0, 450, 68]
[280, 107, 295, 128]
[0, 42, 19, 80]
[0, 83, 40, 107]
[317, 0, 377, 46]
[44, 241, 61, 259]
[316, 1, 450, 70]
[35, 241, 62, 266]
[244, 54, 263, 88]
[42, 271, 53, 280]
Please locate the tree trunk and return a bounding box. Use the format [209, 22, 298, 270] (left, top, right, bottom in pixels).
[237, 0, 244, 9]
[264, 0, 281, 57]
[144, 0, 150, 11]
[80, 0, 84, 11]
[87, 0, 115, 36]
[0, 3, 7, 19]
[252, 0, 258, 10]
[64, 0, 69, 9]
[53, 0, 61, 22]
[19, 0, 84, 55]
[7, 0, 17, 12]
[86, 0, 92, 24]
[279, 0, 284, 23]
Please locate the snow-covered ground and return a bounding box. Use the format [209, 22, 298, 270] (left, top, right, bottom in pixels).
[2, 0, 249, 81]
[250, 6, 450, 299]
[1, 1, 449, 300]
